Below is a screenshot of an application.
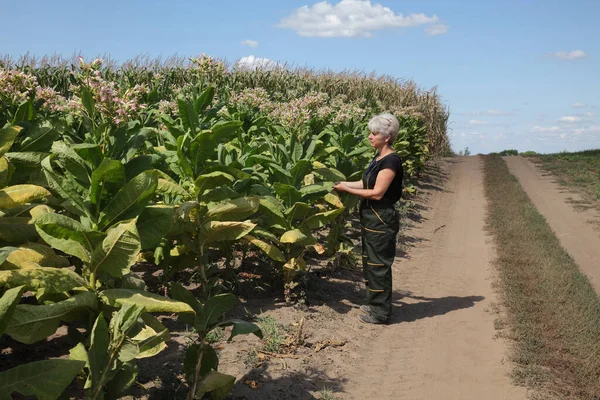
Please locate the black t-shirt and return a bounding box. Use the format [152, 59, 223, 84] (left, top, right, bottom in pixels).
[362, 153, 403, 205]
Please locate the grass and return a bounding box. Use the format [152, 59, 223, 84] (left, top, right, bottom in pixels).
[483, 154, 600, 400]
[256, 315, 288, 353]
[318, 386, 341, 400]
[529, 149, 600, 208]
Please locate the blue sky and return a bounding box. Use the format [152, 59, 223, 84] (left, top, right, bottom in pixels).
[1, 0, 598, 154]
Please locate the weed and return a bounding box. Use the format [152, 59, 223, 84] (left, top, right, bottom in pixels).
[318, 386, 341, 400]
[205, 327, 226, 343]
[257, 315, 288, 353]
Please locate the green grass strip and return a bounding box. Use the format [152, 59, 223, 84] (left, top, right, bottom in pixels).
[483, 155, 600, 400]
[533, 149, 600, 203]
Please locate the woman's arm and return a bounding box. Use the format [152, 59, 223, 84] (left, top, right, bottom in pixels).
[336, 180, 363, 189]
[333, 169, 396, 200]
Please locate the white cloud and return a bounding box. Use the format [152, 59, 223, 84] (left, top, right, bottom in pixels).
[425, 24, 448, 36]
[559, 115, 581, 122]
[235, 55, 282, 71]
[589, 126, 600, 132]
[277, 0, 442, 38]
[584, 112, 594, 117]
[468, 119, 489, 125]
[241, 39, 259, 48]
[572, 102, 586, 108]
[546, 50, 587, 60]
[531, 126, 560, 133]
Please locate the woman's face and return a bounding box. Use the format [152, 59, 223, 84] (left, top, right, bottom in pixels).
[368, 130, 389, 149]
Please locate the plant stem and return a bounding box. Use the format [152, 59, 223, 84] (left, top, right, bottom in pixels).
[91, 334, 126, 400]
[89, 272, 96, 290]
[187, 342, 205, 400]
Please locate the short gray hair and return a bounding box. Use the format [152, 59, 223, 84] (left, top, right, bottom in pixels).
[368, 113, 399, 145]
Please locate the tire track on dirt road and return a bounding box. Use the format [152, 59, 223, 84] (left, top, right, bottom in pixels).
[341, 157, 525, 400]
[503, 156, 600, 293]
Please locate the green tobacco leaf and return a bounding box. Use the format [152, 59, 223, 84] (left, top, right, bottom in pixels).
[90, 158, 126, 206]
[201, 186, 241, 202]
[106, 361, 138, 399]
[170, 282, 202, 325]
[195, 371, 236, 400]
[41, 157, 91, 220]
[219, 319, 263, 341]
[199, 221, 256, 245]
[195, 171, 235, 194]
[290, 160, 312, 186]
[257, 196, 287, 227]
[209, 120, 243, 142]
[0, 184, 51, 209]
[324, 192, 344, 208]
[99, 170, 158, 229]
[33, 212, 99, 262]
[0, 359, 85, 400]
[206, 197, 259, 221]
[0, 285, 25, 336]
[202, 293, 236, 328]
[137, 205, 174, 249]
[156, 178, 189, 197]
[1, 243, 69, 270]
[170, 282, 203, 314]
[0, 156, 12, 189]
[300, 208, 345, 230]
[88, 312, 109, 392]
[284, 202, 313, 222]
[0, 125, 22, 157]
[313, 167, 346, 182]
[0, 217, 38, 244]
[111, 302, 145, 338]
[273, 183, 302, 208]
[12, 100, 34, 124]
[280, 229, 316, 246]
[194, 86, 215, 114]
[132, 324, 168, 359]
[71, 143, 103, 171]
[100, 289, 194, 313]
[6, 291, 98, 344]
[0, 246, 18, 267]
[0, 266, 85, 293]
[19, 122, 59, 152]
[90, 220, 141, 278]
[178, 98, 199, 133]
[81, 87, 95, 118]
[299, 182, 334, 199]
[240, 235, 285, 262]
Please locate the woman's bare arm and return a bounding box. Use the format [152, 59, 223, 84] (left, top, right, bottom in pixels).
[337, 180, 363, 189]
[333, 169, 396, 200]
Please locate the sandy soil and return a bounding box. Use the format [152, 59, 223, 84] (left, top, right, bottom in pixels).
[503, 156, 600, 292]
[219, 157, 526, 400]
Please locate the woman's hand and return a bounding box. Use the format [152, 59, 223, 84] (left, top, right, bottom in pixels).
[333, 181, 346, 192]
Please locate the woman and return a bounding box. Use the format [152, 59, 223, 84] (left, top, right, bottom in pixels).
[333, 113, 403, 324]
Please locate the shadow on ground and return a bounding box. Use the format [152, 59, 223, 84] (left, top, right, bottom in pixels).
[390, 291, 485, 325]
[231, 367, 349, 400]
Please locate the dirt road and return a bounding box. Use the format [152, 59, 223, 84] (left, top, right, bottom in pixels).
[340, 157, 526, 399]
[503, 156, 600, 293]
[226, 157, 527, 400]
